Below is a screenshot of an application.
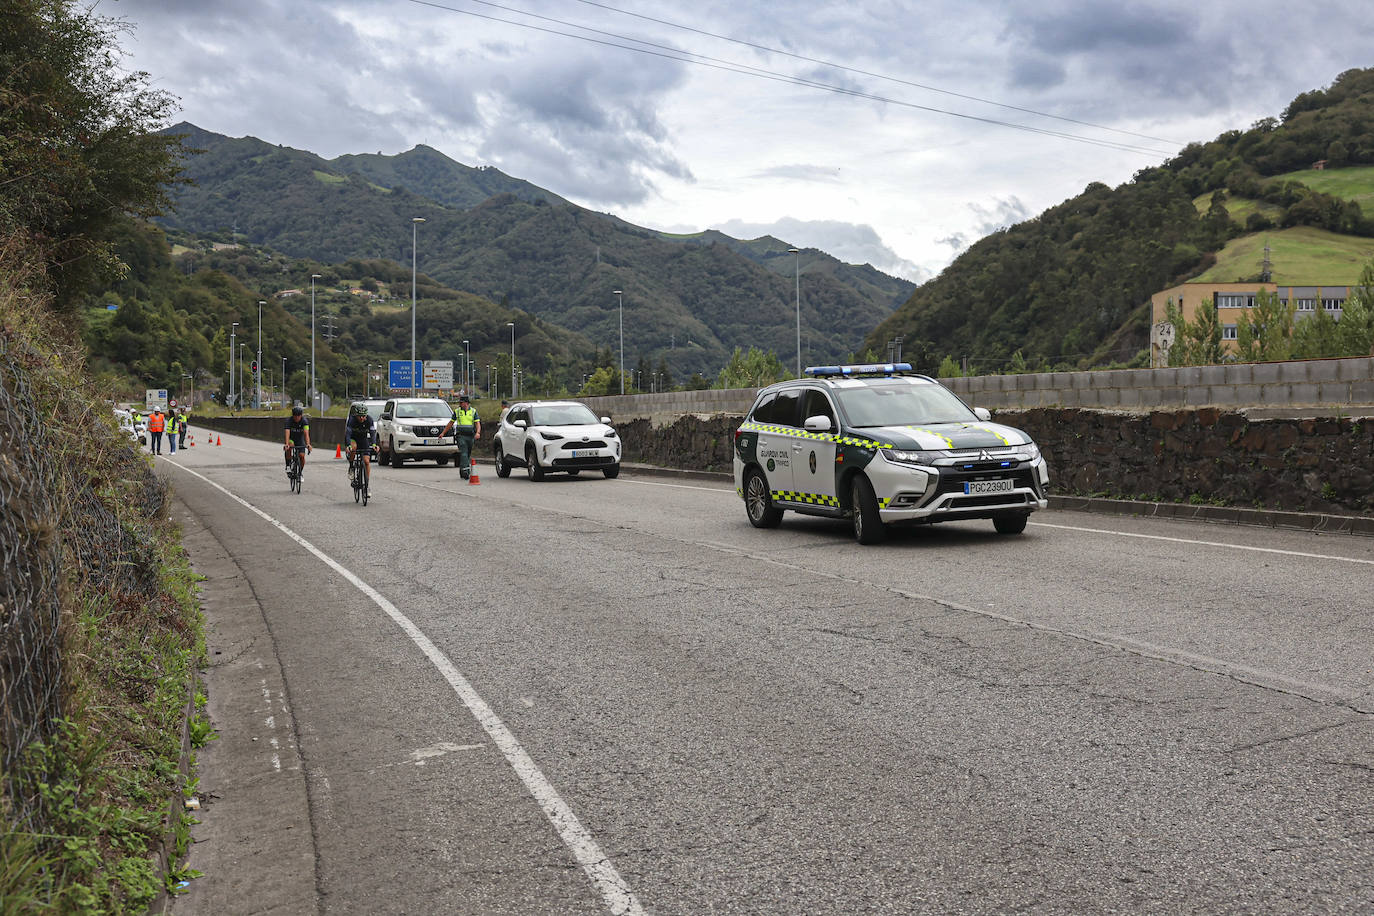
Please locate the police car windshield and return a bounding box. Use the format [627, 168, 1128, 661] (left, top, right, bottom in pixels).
[530, 404, 599, 426]
[835, 383, 977, 427]
[397, 402, 453, 419]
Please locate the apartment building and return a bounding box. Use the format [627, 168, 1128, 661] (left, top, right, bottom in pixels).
[1149, 281, 1348, 365]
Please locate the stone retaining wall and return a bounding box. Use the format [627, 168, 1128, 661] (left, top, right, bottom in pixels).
[623, 408, 1374, 516]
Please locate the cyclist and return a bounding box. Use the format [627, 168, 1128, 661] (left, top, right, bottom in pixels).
[345, 401, 376, 489]
[283, 405, 312, 476]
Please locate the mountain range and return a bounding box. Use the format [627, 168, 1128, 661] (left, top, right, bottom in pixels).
[156, 123, 914, 379]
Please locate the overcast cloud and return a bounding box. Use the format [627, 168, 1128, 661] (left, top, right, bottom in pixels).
[110, 0, 1371, 282]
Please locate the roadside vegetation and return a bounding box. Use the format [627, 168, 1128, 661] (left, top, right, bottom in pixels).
[1, 1, 206, 910]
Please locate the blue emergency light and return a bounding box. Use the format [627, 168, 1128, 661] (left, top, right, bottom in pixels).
[804, 362, 912, 378]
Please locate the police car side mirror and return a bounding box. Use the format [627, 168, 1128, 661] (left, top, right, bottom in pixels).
[803, 415, 832, 432]
[973, 407, 991, 421]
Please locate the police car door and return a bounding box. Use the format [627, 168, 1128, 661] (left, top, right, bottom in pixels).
[794, 387, 839, 509]
[751, 390, 794, 498]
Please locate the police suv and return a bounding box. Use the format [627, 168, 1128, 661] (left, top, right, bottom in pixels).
[733, 363, 1049, 544]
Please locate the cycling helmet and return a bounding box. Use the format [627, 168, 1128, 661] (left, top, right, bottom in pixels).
[291, 405, 303, 417]
[351, 402, 368, 416]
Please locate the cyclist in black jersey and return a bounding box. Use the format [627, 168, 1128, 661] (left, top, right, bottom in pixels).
[284, 405, 312, 473]
[345, 402, 376, 487]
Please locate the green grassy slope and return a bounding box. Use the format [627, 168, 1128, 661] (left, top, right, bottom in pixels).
[1192, 226, 1374, 284]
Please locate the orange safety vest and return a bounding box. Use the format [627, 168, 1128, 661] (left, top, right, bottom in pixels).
[147, 412, 165, 433]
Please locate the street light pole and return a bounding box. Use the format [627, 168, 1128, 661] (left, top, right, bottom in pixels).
[411, 217, 425, 397]
[788, 248, 801, 376]
[229, 322, 238, 409]
[238, 344, 245, 409]
[310, 275, 321, 412]
[281, 357, 287, 406]
[462, 339, 469, 397]
[507, 322, 515, 398]
[256, 300, 265, 410]
[613, 289, 624, 394]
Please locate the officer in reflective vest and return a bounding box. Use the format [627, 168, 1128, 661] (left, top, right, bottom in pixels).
[166, 411, 180, 454]
[450, 395, 481, 479]
[146, 409, 166, 455]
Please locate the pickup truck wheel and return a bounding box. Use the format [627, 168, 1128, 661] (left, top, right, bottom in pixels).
[389, 438, 404, 466]
[378, 445, 390, 466]
[525, 445, 544, 481]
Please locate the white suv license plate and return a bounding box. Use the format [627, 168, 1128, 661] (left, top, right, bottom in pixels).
[964, 479, 1013, 495]
[571, 449, 597, 458]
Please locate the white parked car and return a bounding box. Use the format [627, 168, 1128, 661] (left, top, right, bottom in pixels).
[494, 400, 621, 480]
[375, 397, 458, 467]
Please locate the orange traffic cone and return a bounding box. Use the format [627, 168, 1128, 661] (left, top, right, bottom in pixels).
[468, 466, 480, 485]
[334, 443, 343, 459]
[216, 435, 222, 446]
[188, 436, 195, 447]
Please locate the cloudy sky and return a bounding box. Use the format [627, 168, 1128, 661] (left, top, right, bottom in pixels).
[109, 0, 1370, 283]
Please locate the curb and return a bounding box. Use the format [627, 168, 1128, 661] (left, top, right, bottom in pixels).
[1048, 495, 1374, 537]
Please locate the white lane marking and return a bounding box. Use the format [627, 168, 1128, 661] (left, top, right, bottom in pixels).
[174, 464, 646, 916]
[1031, 521, 1374, 566]
[625, 478, 734, 493]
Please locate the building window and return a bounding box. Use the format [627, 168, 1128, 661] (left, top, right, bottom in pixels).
[1216, 294, 1247, 308]
[1322, 298, 1345, 312]
[1295, 298, 1316, 311]
[1223, 324, 1238, 340]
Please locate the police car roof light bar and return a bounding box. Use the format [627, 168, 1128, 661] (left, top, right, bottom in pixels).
[804, 362, 912, 378]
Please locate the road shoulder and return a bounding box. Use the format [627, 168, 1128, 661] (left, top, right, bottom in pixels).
[169, 497, 318, 915]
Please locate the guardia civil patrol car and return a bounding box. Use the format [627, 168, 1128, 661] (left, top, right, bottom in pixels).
[733, 363, 1049, 544]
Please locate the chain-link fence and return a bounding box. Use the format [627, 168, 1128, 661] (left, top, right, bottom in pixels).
[0, 325, 166, 835]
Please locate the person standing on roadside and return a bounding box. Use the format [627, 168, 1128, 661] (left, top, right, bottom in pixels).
[166, 410, 179, 454]
[178, 409, 189, 448]
[449, 394, 481, 479]
[146, 408, 166, 454]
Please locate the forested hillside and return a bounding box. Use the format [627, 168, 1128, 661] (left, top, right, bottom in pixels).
[158, 124, 912, 378]
[867, 67, 1374, 372]
[83, 219, 600, 403]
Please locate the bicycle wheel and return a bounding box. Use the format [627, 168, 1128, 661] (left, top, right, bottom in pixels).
[361, 475, 369, 506]
[293, 454, 304, 494]
[353, 460, 362, 503]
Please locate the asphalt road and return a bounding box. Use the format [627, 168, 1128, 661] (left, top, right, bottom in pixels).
[162, 432, 1374, 915]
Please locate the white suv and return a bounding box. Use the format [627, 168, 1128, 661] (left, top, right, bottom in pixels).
[494, 400, 621, 480]
[376, 397, 458, 467]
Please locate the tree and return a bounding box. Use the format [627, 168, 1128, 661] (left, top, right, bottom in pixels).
[716, 347, 789, 389]
[1335, 261, 1374, 356]
[1234, 289, 1295, 362]
[1166, 298, 1225, 366]
[0, 0, 188, 306]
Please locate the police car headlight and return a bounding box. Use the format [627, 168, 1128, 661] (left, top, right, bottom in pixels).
[883, 449, 941, 467]
[1017, 443, 1041, 462]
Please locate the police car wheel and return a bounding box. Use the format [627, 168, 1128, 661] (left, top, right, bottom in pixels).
[850, 474, 886, 545]
[744, 470, 783, 528]
[993, 513, 1028, 535]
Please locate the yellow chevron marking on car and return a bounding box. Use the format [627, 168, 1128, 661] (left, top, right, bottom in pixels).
[970, 424, 1013, 445]
[739, 422, 888, 450]
[771, 490, 841, 507]
[906, 426, 954, 448]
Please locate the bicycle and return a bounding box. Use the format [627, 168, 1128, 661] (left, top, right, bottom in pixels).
[287, 445, 306, 494]
[348, 445, 369, 505]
